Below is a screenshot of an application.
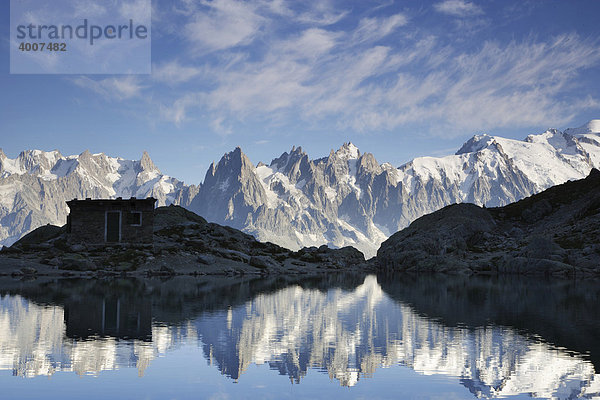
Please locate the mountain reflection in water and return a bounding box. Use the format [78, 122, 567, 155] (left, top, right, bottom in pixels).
[0, 274, 599, 399]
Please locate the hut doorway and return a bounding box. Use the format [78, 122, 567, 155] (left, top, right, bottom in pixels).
[106, 211, 121, 242]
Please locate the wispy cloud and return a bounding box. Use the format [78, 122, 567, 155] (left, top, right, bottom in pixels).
[71, 1, 600, 138]
[118, 0, 151, 21]
[158, 93, 202, 126]
[339, 34, 600, 133]
[153, 61, 203, 85]
[190, 30, 600, 135]
[72, 0, 108, 18]
[72, 76, 145, 100]
[210, 116, 233, 136]
[352, 13, 409, 44]
[294, 1, 349, 26]
[433, 0, 483, 17]
[183, 0, 264, 53]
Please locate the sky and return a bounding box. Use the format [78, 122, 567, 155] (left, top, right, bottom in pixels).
[1, 0, 600, 184]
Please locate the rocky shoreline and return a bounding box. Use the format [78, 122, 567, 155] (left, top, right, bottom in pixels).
[377, 169, 600, 276]
[0, 205, 371, 278]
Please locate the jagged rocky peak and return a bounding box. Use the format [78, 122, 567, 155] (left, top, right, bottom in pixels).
[139, 150, 159, 172]
[74, 150, 102, 171]
[78, 149, 93, 160]
[334, 142, 360, 160]
[75, 150, 112, 175]
[356, 151, 380, 174]
[12, 149, 63, 174]
[213, 147, 243, 171]
[224, 147, 254, 171]
[204, 147, 255, 185]
[269, 145, 306, 170]
[268, 147, 311, 184]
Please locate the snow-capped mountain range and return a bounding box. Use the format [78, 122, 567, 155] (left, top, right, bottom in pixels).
[0, 150, 196, 246]
[189, 119, 600, 257]
[1, 120, 599, 255]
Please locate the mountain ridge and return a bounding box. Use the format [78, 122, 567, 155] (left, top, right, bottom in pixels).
[189, 120, 600, 257]
[1, 120, 599, 255]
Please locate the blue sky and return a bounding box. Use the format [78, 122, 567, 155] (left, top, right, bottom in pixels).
[1, 0, 600, 184]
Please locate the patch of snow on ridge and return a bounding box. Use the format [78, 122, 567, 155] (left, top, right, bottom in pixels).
[565, 120, 600, 168]
[325, 187, 336, 202]
[498, 135, 585, 188]
[256, 165, 279, 208]
[335, 142, 360, 160]
[565, 119, 600, 136]
[0, 157, 26, 177]
[455, 134, 494, 155]
[50, 158, 78, 178]
[218, 178, 230, 192]
[0, 183, 16, 204]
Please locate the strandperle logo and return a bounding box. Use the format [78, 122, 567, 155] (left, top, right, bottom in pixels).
[15, 19, 149, 46]
[10, 0, 151, 74]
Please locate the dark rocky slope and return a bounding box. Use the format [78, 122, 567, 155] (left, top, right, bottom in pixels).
[0, 205, 367, 277]
[377, 169, 600, 275]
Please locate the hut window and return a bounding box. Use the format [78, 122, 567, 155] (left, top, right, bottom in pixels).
[130, 211, 142, 226]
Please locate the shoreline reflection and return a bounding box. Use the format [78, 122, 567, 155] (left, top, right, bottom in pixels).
[0, 275, 599, 399]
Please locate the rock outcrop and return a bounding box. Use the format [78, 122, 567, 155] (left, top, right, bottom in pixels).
[377, 169, 600, 275]
[0, 205, 368, 276]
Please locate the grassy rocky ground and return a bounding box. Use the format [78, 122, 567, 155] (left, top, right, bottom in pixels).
[377, 169, 600, 276]
[0, 205, 370, 277]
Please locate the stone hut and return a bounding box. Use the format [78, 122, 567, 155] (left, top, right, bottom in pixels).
[66, 197, 156, 244]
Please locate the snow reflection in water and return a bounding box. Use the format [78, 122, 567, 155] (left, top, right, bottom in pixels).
[0, 275, 599, 399]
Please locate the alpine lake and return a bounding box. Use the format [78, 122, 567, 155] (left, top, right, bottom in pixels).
[1, 272, 599, 400]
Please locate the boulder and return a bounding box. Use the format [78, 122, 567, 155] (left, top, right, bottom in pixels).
[249, 255, 280, 269]
[20, 267, 37, 275]
[197, 254, 216, 265]
[62, 253, 96, 271]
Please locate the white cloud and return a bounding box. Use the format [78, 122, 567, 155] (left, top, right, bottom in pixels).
[191, 30, 600, 135]
[295, 2, 349, 26]
[119, 0, 151, 22]
[210, 116, 233, 136]
[184, 0, 264, 53]
[153, 61, 203, 85]
[434, 0, 483, 17]
[72, 0, 108, 18]
[338, 34, 600, 133]
[275, 28, 342, 60]
[352, 13, 409, 44]
[159, 93, 202, 126]
[78, 1, 600, 138]
[72, 76, 145, 100]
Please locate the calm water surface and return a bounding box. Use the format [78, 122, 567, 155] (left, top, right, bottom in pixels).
[0, 273, 599, 399]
